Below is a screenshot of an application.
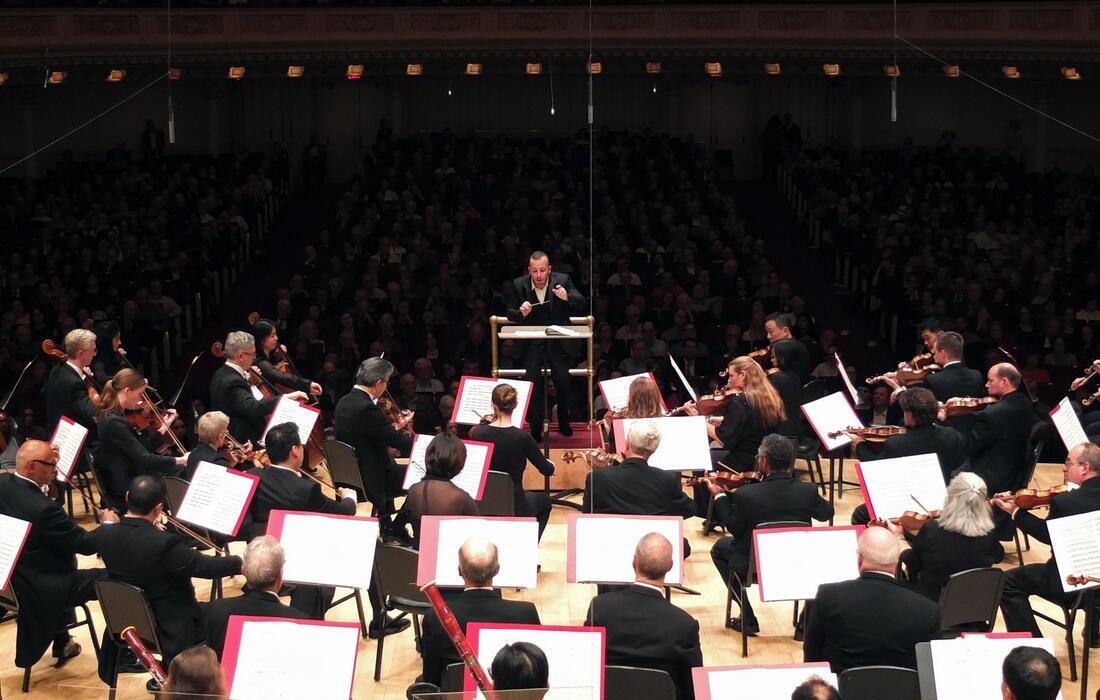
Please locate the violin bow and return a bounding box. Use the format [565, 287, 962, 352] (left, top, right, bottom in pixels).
[169, 352, 204, 409]
[0, 357, 37, 412]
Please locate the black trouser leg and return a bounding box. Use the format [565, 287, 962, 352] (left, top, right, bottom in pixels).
[523, 491, 552, 540]
[290, 584, 336, 620]
[1001, 564, 1058, 637]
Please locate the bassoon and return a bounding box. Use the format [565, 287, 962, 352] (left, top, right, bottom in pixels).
[421, 581, 500, 699]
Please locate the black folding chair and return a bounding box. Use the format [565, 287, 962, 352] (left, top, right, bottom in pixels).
[1010, 422, 1050, 560]
[95, 579, 162, 700]
[373, 544, 431, 681]
[476, 470, 515, 517]
[441, 662, 465, 692]
[605, 665, 677, 700]
[838, 665, 920, 700]
[1, 582, 100, 693]
[937, 567, 1004, 636]
[1035, 587, 1092, 682]
[324, 439, 368, 497]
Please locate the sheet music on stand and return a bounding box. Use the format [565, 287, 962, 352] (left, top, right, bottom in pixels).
[928, 635, 1060, 700]
[692, 663, 837, 700]
[417, 516, 539, 588]
[50, 415, 88, 482]
[222, 616, 361, 700]
[1050, 397, 1090, 452]
[261, 395, 320, 445]
[598, 372, 666, 413]
[567, 513, 683, 585]
[266, 510, 379, 590]
[614, 416, 710, 471]
[834, 352, 862, 407]
[801, 392, 862, 452]
[465, 623, 606, 700]
[0, 513, 31, 590]
[755, 526, 862, 601]
[856, 453, 946, 520]
[1046, 509, 1100, 593]
[401, 433, 494, 500]
[452, 376, 534, 428]
[174, 461, 259, 537]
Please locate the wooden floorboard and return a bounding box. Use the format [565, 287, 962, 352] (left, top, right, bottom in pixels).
[3, 460, 1096, 699]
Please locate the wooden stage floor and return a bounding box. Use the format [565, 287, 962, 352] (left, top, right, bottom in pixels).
[3, 458, 1096, 699]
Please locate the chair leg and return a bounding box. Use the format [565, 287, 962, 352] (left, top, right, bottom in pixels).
[1013, 529, 1024, 563]
[1066, 608, 1079, 682]
[1023, 531, 1031, 552]
[813, 456, 826, 496]
[81, 604, 101, 655]
[703, 497, 715, 536]
[374, 617, 385, 681]
[792, 600, 800, 627]
[21, 666, 30, 693]
[108, 655, 120, 700]
[354, 589, 369, 638]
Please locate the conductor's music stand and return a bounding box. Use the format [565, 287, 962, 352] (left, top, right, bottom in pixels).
[490, 315, 595, 509]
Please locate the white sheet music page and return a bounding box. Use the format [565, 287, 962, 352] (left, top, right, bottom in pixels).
[930, 636, 1060, 700]
[834, 352, 861, 407]
[857, 453, 946, 520]
[401, 434, 492, 500]
[0, 513, 31, 590]
[570, 514, 683, 585]
[617, 416, 711, 471]
[271, 511, 379, 590]
[469, 624, 604, 700]
[1046, 509, 1100, 593]
[755, 527, 861, 601]
[226, 618, 360, 700]
[598, 372, 652, 412]
[452, 376, 534, 427]
[801, 392, 862, 451]
[50, 416, 88, 482]
[668, 355, 699, 402]
[694, 664, 837, 700]
[174, 462, 256, 536]
[261, 395, 319, 445]
[1050, 397, 1090, 452]
[421, 516, 539, 588]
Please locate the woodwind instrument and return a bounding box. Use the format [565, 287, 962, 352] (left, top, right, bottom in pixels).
[421, 581, 500, 700]
[120, 625, 168, 686]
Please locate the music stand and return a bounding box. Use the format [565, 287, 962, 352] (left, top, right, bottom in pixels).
[490, 315, 594, 509]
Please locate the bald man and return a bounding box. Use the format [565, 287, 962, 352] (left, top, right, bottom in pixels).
[420, 537, 541, 686]
[0, 440, 117, 670]
[586, 533, 702, 700]
[804, 527, 938, 672]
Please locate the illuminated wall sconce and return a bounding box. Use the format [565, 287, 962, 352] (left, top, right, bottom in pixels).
[1002, 66, 1020, 79]
[883, 64, 900, 78]
[106, 69, 126, 82]
[406, 64, 423, 76]
[705, 62, 722, 78]
[465, 63, 482, 76]
[822, 63, 841, 77]
[346, 65, 364, 80]
[645, 62, 662, 74]
[48, 71, 67, 85]
[169, 68, 183, 80]
[764, 63, 781, 75]
[1062, 66, 1081, 80]
[227, 66, 246, 80]
[526, 63, 542, 75]
[943, 65, 960, 78]
[287, 65, 305, 78]
[588, 62, 602, 75]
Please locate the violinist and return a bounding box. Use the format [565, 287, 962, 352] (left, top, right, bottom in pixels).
[184, 411, 238, 481]
[209, 331, 308, 445]
[884, 332, 984, 405]
[993, 442, 1100, 638]
[93, 369, 188, 511]
[333, 357, 414, 546]
[706, 434, 833, 636]
[252, 319, 322, 397]
[601, 376, 666, 452]
[44, 329, 98, 468]
[765, 312, 811, 382]
[694, 356, 785, 472]
[768, 339, 805, 437]
[898, 472, 1003, 601]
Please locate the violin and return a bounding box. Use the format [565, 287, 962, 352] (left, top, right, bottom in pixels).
[561, 448, 621, 468]
[908, 352, 937, 371]
[995, 485, 1068, 510]
[1084, 387, 1100, 407]
[42, 339, 101, 404]
[1066, 574, 1100, 586]
[670, 385, 739, 417]
[866, 364, 941, 387]
[941, 396, 997, 418]
[379, 395, 415, 436]
[746, 346, 770, 366]
[828, 425, 906, 443]
[683, 470, 762, 491]
[893, 510, 941, 531]
[1070, 360, 1100, 392]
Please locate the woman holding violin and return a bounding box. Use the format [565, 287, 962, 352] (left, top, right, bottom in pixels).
[252, 319, 322, 397]
[184, 411, 247, 481]
[93, 368, 189, 511]
[897, 472, 1004, 601]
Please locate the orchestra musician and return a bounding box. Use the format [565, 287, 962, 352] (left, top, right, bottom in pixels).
[469, 384, 555, 540]
[209, 331, 308, 445]
[184, 411, 235, 481]
[504, 250, 587, 440]
[917, 318, 946, 355]
[403, 432, 481, 548]
[884, 331, 985, 404]
[44, 328, 99, 474]
[252, 318, 323, 397]
[598, 376, 665, 453]
[769, 339, 805, 437]
[707, 434, 833, 636]
[992, 442, 1100, 638]
[765, 312, 811, 382]
[93, 369, 188, 512]
[0, 440, 117, 672]
[91, 321, 126, 387]
[333, 357, 414, 544]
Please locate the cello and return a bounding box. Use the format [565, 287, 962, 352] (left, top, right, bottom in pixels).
[42, 339, 100, 404]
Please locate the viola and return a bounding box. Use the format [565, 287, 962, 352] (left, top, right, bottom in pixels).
[42, 339, 101, 404]
[828, 425, 906, 443]
[684, 470, 762, 491]
[941, 396, 997, 418]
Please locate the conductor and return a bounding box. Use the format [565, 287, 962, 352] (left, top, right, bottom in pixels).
[505, 251, 586, 439]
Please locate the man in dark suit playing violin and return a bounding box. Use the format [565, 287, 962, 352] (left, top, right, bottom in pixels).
[209, 331, 307, 445]
[44, 328, 99, 475]
[505, 251, 587, 440]
[992, 442, 1100, 639]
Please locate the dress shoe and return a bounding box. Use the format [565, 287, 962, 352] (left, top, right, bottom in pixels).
[558, 420, 574, 437]
[369, 615, 412, 639]
[793, 623, 805, 642]
[383, 528, 414, 548]
[725, 617, 760, 636]
[52, 640, 81, 668]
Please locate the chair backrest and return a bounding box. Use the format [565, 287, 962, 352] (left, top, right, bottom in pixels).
[374, 543, 428, 605]
[476, 471, 515, 517]
[441, 663, 465, 692]
[802, 378, 841, 403]
[163, 476, 190, 515]
[605, 665, 676, 700]
[938, 567, 1005, 633]
[745, 520, 811, 586]
[1016, 421, 1050, 490]
[325, 439, 367, 494]
[838, 665, 920, 700]
[95, 579, 162, 654]
[0, 582, 18, 614]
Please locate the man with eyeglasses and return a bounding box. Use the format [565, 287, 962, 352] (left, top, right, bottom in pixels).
[0, 440, 117, 672]
[993, 442, 1100, 642]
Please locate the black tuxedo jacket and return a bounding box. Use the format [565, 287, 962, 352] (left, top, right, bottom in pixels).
[184, 442, 230, 482]
[94, 517, 242, 661]
[0, 472, 99, 666]
[209, 364, 279, 444]
[904, 520, 1004, 600]
[871, 424, 970, 481]
[94, 412, 179, 504]
[804, 571, 939, 672]
[333, 388, 412, 506]
[245, 465, 356, 535]
[204, 588, 310, 659]
[504, 272, 586, 326]
[44, 362, 97, 434]
[964, 390, 1036, 494]
[924, 362, 986, 402]
[714, 473, 834, 574]
[582, 457, 697, 518]
[1014, 476, 1100, 592]
[420, 588, 540, 686]
[586, 584, 703, 700]
[769, 369, 804, 436]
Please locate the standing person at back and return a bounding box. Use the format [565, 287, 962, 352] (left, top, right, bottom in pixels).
[470, 384, 555, 539]
[505, 250, 587, 440]
[43, 329, 99, 485]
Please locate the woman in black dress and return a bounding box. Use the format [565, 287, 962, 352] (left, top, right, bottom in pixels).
[252, 318, 322, 397]
[404, 432, 480, 548]
[469, 384, 555, 539]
